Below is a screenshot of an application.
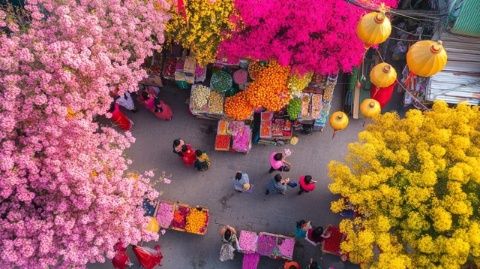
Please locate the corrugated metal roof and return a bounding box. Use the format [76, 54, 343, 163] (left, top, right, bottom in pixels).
[450, 0, 480, 37]
[426, 32, 480, 105]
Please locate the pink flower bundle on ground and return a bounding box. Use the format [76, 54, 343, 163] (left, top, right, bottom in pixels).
[277, 237, 295, 259]
[232, 126, 251, 153]
[256, 233, 277, 256]
[239, 230, 258, 253]
[242, 253, 260, 269]
[156, 202, 174, 228]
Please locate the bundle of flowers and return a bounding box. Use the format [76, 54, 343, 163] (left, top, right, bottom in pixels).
[242, 253, 261, 269]
[277, 237, 295, 259]
[233, 69, 248, 85]
[185, 208, 208, 234]
[171, 205, 190, 230]
[191, 85, 211, 111]
[288, 72, 313, 96]
[287, 98, 302, 120]
[257, 233, 277, 256]
[232, 126, 251, 153]
[208, 91, 224, 114]
[156, 202, 175, 228]
[247, 61, 266, 80]
[210, 70, 233, 93]
[239, 230, 258, 253]
[224, 91, 254, 120]
[166, 0, 235, 65]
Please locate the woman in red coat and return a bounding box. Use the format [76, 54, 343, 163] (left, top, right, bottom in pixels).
[180, 144, 196, 166]
[110, 102, 133, 131]
[298, 175, 316, 195]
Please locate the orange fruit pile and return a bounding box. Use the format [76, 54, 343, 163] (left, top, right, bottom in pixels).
[246, 61, 291, 111]
[224, 91, 254, 120]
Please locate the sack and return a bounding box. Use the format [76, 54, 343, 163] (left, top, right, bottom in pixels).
[219, 243, 235, 262]
[287, 181, 298, 188]
[282, 164, 291, 172]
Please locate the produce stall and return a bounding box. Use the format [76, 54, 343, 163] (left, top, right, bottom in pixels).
[238, 230, 295, 269]
[215, 120, 252, 153]
[156, 201, 209, 235]
[189, 84, 225, 120]
[257, 111, 293, 145]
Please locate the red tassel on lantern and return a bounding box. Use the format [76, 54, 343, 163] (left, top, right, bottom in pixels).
[370, 82, 396, 108]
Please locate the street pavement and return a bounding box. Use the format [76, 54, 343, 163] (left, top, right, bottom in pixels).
[89, 82, 363, 269]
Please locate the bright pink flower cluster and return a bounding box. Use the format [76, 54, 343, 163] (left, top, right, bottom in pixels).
[219, 0, 398, 74]
[0, 0, 170, 268]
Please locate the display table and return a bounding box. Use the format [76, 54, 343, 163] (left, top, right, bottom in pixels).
[156, 201, 209, 235]
[258, 112, 292, 144]
[190, 84, 225, 120]
[215, 120, 252, 153]
[239, 230, 295, 260]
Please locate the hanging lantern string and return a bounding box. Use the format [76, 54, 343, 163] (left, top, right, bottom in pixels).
[373, 49, 430, 111]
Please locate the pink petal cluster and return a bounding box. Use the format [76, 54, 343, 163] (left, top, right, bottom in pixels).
[219, 0, 398, 74]
[0, 0, 170, 268]
[277, 237, 295, 259]
[156, 202, 174, 228]
[239, 230, 258, 253]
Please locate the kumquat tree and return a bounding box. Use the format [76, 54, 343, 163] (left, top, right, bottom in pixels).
[329, 101, 480, 269]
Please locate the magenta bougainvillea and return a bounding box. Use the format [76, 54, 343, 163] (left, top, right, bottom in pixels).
[0, 0, 170, 267]
[219, 0, 398, 74]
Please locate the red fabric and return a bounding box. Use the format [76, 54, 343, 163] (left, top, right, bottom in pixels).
[299, 176, 315, 192]
[181, 145, 196, 166]
[370, 82, 396, 108]
[111, 103, 132, 131]
[133, 245, 163, 269]
[322, 226, 344, 256]
[112, 242, 130, 269]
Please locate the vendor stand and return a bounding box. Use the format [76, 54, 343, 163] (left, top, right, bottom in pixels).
[215, 119, 252, 153]
[238, 230, 295, 269]
[156, 201, 209, 235]
[256, 112, 293, 146]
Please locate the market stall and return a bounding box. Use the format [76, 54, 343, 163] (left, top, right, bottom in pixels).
[256, 112, 293, 145]
[215, 120, 252, 153]
[238, 230, 295, 269]
[156, 201, 209, 235]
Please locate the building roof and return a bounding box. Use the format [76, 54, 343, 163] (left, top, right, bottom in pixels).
[426, 32, 480, 105]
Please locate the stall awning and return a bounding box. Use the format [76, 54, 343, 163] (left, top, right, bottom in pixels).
[426, 32, 480, 105]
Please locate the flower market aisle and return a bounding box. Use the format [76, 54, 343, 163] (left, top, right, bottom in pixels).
[89, 83, 361, 269]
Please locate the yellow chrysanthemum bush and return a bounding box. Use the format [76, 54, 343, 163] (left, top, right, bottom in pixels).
[166, 0, 235, 65]
[329, 101, 480, 269]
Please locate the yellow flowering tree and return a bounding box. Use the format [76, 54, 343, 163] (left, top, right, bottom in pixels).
[166, 0, 235, 65]
[329, 101, 480, 269]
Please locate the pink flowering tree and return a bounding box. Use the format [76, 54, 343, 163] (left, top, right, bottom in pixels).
[219, 0, 398, 74]
[0, 0, 169, 267]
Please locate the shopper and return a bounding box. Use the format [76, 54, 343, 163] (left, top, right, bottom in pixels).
[295, 220, 312, 239]
[219, 225, 239, 262]
[181, 144, 196, 166]
[194, 150, 211, 171]
[109, 102, 133, 131]
[116, 92, 137, 112]
[172, 139, 185, 156]
[298, 175, 317, 195]
[265, 174, 288, 195]
[307, 226, 331, 245]
[268, 152, 291, 173]
[233, 172, 252, 192]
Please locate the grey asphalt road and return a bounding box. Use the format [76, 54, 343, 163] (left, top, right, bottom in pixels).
[89, 82, 363, 269]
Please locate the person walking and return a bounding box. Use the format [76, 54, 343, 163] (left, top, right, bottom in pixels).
[306, 226, 331, 245]
[181, 144, 196, 166]
[268, 152, 291, 173]
[298, 175, 317, 195]
[219, 225, 239, 262]
[233, 172, 252, 193]
[265, 174, 288, 195]
[194, 150, 211, 171]
[172, 139, 185, 156]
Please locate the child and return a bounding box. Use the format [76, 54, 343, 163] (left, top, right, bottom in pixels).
[194, 150, 210, 171]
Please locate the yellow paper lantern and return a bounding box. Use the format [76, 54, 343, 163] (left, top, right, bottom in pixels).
[356, 11, 392, 46]
[145, 217, 160, 233]
[406, 40, 448, 77]
[329, 111, 349, 138]
[369, 63, 397, 88]
[360, 99, 381, 118]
